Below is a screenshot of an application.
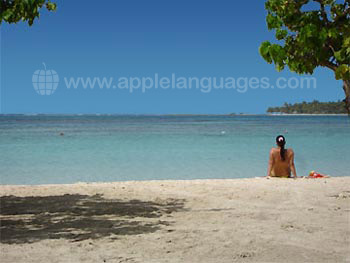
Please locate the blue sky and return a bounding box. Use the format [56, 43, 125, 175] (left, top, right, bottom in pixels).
[0, 0, 345, 114]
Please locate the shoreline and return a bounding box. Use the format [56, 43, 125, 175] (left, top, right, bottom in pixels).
[267, 113, 348, 116]
[0, 175, 348, 187]
[1, 177, 349, 262]
[0, 175, 349, 187]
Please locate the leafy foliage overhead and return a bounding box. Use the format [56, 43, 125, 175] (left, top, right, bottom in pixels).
[0, 0, 57, 26]
[259, 0, 350, 113]
[260, 0, 349, 78]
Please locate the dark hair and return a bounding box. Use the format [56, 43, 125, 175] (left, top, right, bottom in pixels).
[276, 135, 286, 161]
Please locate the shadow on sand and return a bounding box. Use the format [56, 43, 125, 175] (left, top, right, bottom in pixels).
[0, 194, 185, 244]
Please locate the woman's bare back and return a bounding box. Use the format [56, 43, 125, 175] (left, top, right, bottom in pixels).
[269, 148, 295, 177]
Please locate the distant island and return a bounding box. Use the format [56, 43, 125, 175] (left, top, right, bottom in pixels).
[267, 100, 347, 114]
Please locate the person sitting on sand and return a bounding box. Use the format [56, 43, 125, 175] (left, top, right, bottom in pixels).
[267, 135, 297, 178]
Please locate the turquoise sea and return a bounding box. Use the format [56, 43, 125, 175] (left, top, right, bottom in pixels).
[0, 115, 349, 185]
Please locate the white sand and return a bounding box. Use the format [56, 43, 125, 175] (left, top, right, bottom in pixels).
[1, 177, 350, 263]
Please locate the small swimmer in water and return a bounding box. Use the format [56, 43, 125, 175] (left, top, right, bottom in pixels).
[59, 132, 64, 136]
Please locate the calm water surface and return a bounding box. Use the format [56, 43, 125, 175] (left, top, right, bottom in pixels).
[1, 115, 349, 184]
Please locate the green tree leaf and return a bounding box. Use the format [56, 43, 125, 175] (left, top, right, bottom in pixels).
[259, 41, 272, 63]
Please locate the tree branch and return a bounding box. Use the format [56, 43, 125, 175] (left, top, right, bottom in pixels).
[322, 61, 338, 71]
[328, 44, 336, 54]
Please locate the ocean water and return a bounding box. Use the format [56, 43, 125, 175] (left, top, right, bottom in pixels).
[0, 115, 349, 185]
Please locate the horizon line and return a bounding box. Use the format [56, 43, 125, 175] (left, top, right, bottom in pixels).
[0, 113, 348, 117]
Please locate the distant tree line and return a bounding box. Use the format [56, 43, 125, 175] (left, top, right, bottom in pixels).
[267, 100, 347, 114]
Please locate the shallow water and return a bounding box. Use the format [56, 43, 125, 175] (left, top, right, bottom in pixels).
[1, 115, 349, 184]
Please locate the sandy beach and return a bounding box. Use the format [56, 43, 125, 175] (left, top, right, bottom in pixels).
[1, 177, 349, 263]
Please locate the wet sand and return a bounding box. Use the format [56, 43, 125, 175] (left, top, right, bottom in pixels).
[1, 177, 350, 262]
